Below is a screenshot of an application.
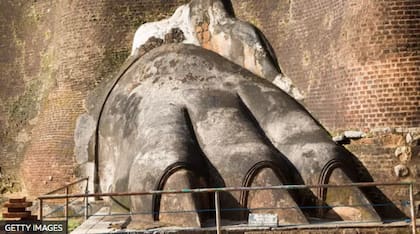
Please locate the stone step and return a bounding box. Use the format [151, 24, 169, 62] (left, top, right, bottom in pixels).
[8, 197, 26, 203]
[2, 211, 32, 218]
[4, 201, 33, 208]
[2, 197, 38, 221]
[7, 207, 26, 213]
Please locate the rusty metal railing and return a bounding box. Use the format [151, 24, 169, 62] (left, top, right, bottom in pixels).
[38, 177, 89, 229]
[38, 181, 418, 234]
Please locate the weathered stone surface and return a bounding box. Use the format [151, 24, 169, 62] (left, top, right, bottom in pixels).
[324, 169, 380, 221]
[131, 0, 303, 100]
[394, 164, 409, 178]
[92, 43, 386, 226]
[158, 170, 204, 226]
[74, 114, 96, 164]
[247, 168, 308, 225]
[327, 207, 361, 221]
[343, 131, 365, 139]
[395, 146, 412, 163]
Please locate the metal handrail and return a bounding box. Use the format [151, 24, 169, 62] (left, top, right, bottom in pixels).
[38, 177, 89, 227]
[38, 181, 410, 199]
[37, 181, 417, 234]
[44, 177, 89, 195]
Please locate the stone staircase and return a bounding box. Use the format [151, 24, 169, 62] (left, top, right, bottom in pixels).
[2, 197, 37, 220]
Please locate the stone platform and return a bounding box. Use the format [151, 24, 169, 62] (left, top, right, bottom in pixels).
[71, 208, 416, 234]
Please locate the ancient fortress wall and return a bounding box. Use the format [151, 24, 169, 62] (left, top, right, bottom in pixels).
[0, 0, 188, 196]
[232, 0, 419, 130]
[232, 0, 420, 203]
[0, 0, 418, 197]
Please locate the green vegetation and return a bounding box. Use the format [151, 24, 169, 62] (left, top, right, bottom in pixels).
[98, 49, 130, 84]
[7, 79, 42, 130]
[68, 217, 83, 232]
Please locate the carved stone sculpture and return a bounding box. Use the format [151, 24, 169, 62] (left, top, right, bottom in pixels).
[77, 0, 404, 228]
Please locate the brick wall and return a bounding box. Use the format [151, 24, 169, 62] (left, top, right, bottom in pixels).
[0, 0, 188, 196]
[232, 0, 420, 204]
[347, 129, 420, 211]
[232, 0, 419, 131]
[0, 0, 53, 194]
[0, 0, 23, 191]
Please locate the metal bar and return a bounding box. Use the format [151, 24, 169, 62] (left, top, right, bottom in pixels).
[410, 183, 417, 234]
[84, 188, 89, 221]
[93, 54, 143, 196]
[65, 187, 69, 232]
[215, 191, 221, 234]
[39, 198, 43, 221]
[45, 177, 89, 195]
[38, 182, 411, 200]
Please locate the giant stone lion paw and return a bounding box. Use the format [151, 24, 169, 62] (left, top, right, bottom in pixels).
[94, 44, 382, 227]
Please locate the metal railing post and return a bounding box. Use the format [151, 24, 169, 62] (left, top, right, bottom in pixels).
[39, 198, 43, 221]
[215, 191, 221, 234]
[84, 189, 89, 221]
[410, 183, 417, 234]
[65, 187, 69, 231]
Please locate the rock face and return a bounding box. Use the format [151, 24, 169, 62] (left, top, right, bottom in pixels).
[131, 0, 303, 100]
[78, 0, 404, 227]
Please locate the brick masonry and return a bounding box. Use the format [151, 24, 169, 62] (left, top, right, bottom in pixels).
[0, 0, 188, 196]
[0, 0, 419, 201]
[231, 0, 420, 209]
[231, 0, 419, 130]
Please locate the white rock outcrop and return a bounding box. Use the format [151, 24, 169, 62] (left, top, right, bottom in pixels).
[131, 0, 304, 100]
